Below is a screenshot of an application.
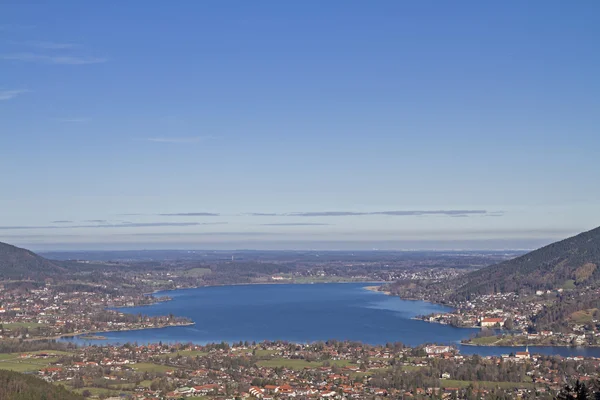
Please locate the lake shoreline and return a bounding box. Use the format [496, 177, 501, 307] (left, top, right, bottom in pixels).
[28, 322, 195, 342]
[51, 283, 600, 353]
[145, 280, 388, 297]
[61, 282, 388, 343]
[461, 341, 600, 348]
[61, 282, 472, 349]
[363, 284, 457, 310]
[53, 282, 386, 342]
[363, 285, 390, 295]
[361, 285, 600, 350]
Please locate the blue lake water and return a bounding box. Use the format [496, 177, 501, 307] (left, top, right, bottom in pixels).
[62, 283, 600, 358]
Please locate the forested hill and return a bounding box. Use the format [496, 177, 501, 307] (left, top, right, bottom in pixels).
[450, 226, 600, 301]
[0, 241, 66, 279]
[0, 369, 83, 400]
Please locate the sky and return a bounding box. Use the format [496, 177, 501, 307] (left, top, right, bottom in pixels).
[1, 1, 599, 251]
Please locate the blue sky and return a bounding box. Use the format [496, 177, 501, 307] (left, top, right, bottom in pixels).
[1, 1, 599, 250]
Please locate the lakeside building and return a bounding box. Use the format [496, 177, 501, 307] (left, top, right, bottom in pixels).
[481, 317, 505, 327]
[425, 345, 453, 355]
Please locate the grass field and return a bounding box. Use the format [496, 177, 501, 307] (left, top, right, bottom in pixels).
[0, 350, 71, 372]
[131, 362, 176, 373]
[442, 379, 534, 389]
[257, 358, 355, 370]
[25, 350, 73, 357]
[0, 361, 47, 372]
[0, 322, 47, 329]
[570, 308, 598, 324]
[72, 387, 125, 397]
[467, 335, 532, 346]
[469, 336, 501, 345]
[158, 349, 209, 358]
[98, 382, 136, 391]
[328, 360, 354, 367]
[400, 365, 424, 371]
[0, 357, 61, 372]
[562, 279, 576, 290]
[254, 349, 277, 356]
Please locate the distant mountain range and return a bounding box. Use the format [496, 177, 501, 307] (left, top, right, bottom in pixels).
[451, 226, 600, 300]
[0, 241, 66, 279]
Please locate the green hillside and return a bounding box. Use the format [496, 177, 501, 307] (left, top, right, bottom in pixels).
[0, 369, 83, 400]
[0, 241, 66, 279]
[451, 226, 600, 301]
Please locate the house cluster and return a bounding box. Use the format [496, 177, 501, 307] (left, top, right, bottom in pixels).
[418, 286, 600, 347]
[23, 340, 600, 400]
[0, 283, 190, 340]
[418, 292, 527, 329]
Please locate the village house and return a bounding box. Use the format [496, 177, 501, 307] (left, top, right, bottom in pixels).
[425, 345, 453, 355]
[480, 317, 505, 327]
[515, 347, 530, 360]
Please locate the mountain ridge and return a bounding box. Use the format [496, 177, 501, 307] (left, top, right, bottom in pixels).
[0, 241, 66, 279]
[450, 226, 600, 301]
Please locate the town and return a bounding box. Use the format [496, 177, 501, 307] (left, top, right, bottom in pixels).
[5, 340, 599, 399]
[409, 287, 600, 347]
[1, 244, 599, 399]
[0, 281, 192, 340]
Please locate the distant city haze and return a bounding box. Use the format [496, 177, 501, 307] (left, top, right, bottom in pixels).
[1, 1, 599, 250]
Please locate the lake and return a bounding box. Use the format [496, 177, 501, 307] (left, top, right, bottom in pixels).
[63, 283, 600, 358]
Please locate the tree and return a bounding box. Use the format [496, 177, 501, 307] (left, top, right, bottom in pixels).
[71, 377, 84, 389]
[575, 380, 590, 400]
[557, 384, 576, 400]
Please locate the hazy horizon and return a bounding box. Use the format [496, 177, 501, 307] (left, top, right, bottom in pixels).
[2, 1, 599, 250]
[24, 236, 565, 252]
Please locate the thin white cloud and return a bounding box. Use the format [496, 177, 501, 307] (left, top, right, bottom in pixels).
[159, 212, 220, 216]
[0, 89, 30, 101]
[0, 222, 223, 230]
[147, 136, 212, 144]
[1, 53, 107, 65]
[260, 223, 332, 226]
[125, 231, 271, 237]
[246, 210, 498, 217]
